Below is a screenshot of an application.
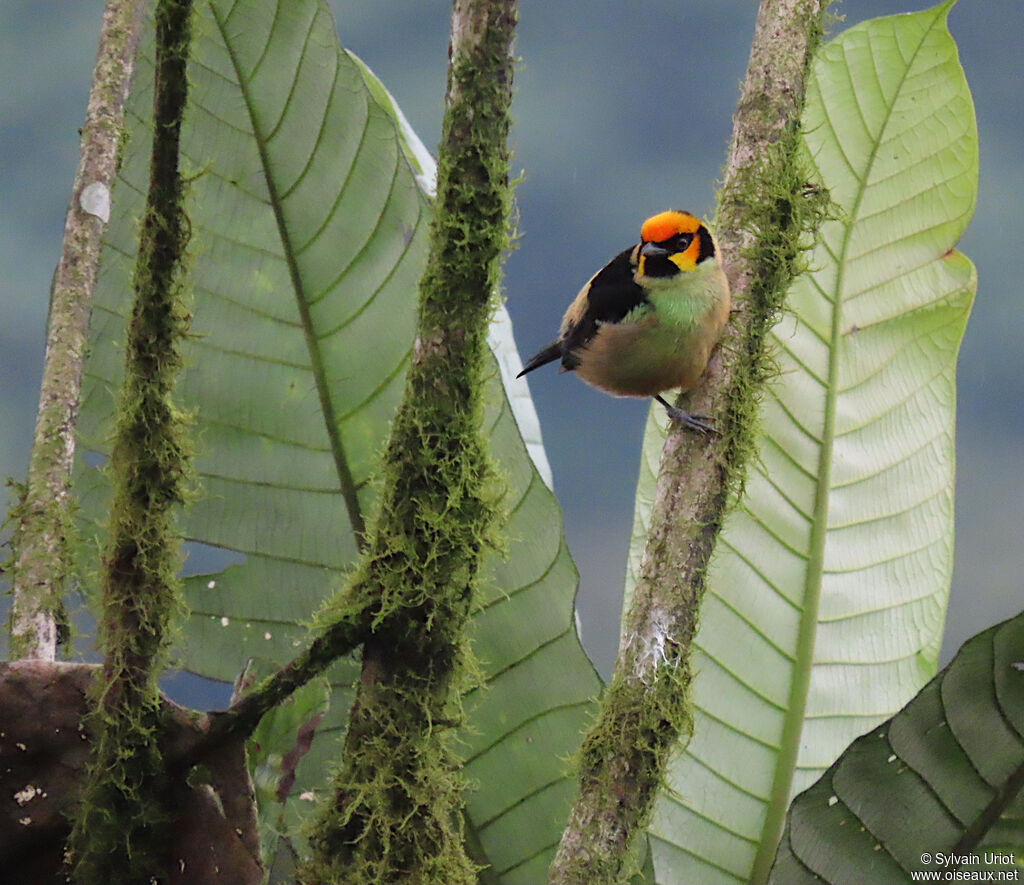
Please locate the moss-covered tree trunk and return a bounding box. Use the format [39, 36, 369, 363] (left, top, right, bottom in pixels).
[8, 0, 147, 661]
[65, 0, 196, 880]
[549, 1, 832, 883]
[301, 1, 517, 883]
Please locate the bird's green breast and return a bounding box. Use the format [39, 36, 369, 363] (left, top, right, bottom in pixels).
[573, 258, 730, 397]
[645, 260, 726, 330]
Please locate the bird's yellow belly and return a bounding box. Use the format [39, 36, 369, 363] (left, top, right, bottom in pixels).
[574, 319, 714, 398]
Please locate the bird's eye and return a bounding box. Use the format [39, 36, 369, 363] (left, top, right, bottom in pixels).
[673, 233, 693, 251]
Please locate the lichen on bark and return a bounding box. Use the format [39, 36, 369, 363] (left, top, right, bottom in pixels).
[8, 0, 147, 662]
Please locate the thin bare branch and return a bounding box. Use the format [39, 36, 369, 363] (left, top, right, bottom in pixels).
[9, 0, 147, 661]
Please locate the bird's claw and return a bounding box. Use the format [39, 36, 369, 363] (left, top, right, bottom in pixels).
[655, 394, 716, 434]
[665, 407, 717, 435]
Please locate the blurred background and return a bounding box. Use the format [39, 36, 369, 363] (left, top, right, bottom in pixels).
[2, 0, 1021, 682]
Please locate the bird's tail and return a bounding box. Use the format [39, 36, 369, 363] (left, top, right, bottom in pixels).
[517, 341, 562, 378]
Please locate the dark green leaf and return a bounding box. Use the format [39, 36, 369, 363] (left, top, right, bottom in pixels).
[769, 613, 1024, 883]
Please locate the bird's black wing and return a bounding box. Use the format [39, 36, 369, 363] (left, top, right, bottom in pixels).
[560, 246, 647, 369]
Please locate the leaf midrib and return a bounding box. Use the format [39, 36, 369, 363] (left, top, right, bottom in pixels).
[210, 0, 366, 544]
[747, 8, 948, 882]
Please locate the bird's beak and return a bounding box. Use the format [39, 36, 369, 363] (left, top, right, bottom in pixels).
[640, 241, 669, 259]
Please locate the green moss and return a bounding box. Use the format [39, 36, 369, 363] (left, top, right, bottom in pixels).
[554, 8, 836, 884]
[562, 126, 834, 875]
[303, 323, 504, 885]
[302, 4, 517, 883]
[712, 6, 838, 509]
[570, 654, 695, 882]
[66, 0, 196, 881]
[716, 135, 835, 506]
[3, 478, 72, 656]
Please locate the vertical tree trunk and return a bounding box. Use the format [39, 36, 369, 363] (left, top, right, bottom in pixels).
[9, 0, 147, 661]
[549, 2, 832, 883]
[301, 1, 518, 883]
[66, 0, 196, 880]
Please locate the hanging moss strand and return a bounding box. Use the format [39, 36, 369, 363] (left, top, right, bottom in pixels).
[66, 0, 195, 881]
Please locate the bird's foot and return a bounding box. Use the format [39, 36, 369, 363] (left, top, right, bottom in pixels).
[666, 407, 717, 435]
[654, 395, 717, 435]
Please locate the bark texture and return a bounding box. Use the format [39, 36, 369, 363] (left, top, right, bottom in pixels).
[65, 0, 197, 880]
[0, 662, 260, 885]
[300, 1, 517, 883]
[549, 2, 831, 883]
[9, 0, 146, 661]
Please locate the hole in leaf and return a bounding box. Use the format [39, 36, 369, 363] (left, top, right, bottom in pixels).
[81, 450, 107, 468]
[179, 542, 246, 578]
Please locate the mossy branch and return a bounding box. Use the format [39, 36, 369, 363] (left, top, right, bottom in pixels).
[549, 2, 833, 883]
[300, 1, 517, 883]
[201, 610, 368, 748]
[65, 0, 195, 881]
[7, 0, 147, 662]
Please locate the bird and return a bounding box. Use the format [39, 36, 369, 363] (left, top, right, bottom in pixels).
[517, 209, 731, 433]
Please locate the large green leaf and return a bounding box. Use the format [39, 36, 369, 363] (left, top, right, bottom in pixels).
[76, 0, 598, 879]
[622, 4, 977, 881]
[769, 611, 1024, 884]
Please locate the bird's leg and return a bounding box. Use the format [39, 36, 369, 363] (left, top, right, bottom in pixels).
[654, 394, 717, 435]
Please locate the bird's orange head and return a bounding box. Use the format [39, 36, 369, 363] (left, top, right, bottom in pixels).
[638, 210, 714, 275]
